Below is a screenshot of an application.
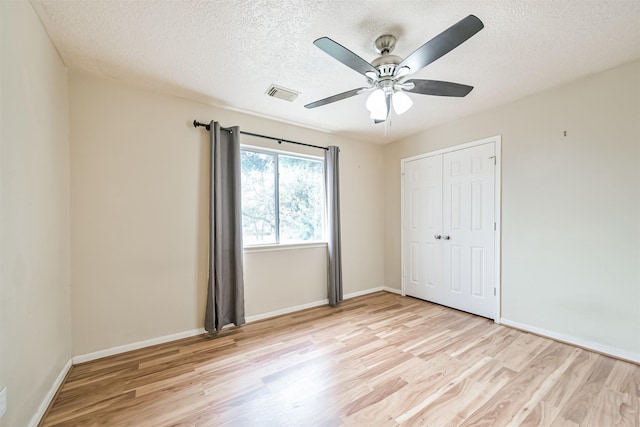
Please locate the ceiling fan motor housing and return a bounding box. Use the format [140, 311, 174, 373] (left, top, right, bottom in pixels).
[371, 55, 402, 77]
[372, 34, 402, 78]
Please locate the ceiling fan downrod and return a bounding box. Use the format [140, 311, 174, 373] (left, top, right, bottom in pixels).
[374, 34, 396, 55]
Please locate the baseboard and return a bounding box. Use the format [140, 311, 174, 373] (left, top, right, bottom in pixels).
[72, 328, 206, 364]
[344, 287, 383, 299]
[382, 286, 402, 295]
[245, 299, 330, 323]
[500, 318, 640, 365]
[345, 286, 401, 298]
[245, 286, 399, 323]
[29, 357, 72, 427]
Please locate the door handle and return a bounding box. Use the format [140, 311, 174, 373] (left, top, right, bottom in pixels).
[434, 234, 442, 240]
[443, 235, 451, 240]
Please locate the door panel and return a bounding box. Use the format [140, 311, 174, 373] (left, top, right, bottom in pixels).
[471, 246, 484, 297]
[410, 242, 420, 283]
[450, 183, 462, 230]
[403, 155, 442, 301]
[442, 143, 496, 318]
[450, 244, 463, 293]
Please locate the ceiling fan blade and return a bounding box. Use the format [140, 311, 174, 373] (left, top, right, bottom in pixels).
[398, 15, 484, 74]
[314, 37, 377, 77]
[304, 87, 367, 109]
[405, 79, 474, 97]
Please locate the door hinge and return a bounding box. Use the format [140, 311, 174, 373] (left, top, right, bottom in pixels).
[494, 222, 496, 231]
[489, 155, 496, 165]
[493, 288, 496, 296]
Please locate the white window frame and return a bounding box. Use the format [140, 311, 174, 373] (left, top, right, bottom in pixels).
[240, 145, 327, 250]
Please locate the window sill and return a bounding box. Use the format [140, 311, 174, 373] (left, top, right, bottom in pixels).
[243, 241, 327, 253]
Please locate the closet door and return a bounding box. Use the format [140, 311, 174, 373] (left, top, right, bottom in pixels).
[403, 155, 443, 302]
[442, 143, 496, 318]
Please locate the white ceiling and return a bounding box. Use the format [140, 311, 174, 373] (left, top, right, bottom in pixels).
[32, 0, 640, 144]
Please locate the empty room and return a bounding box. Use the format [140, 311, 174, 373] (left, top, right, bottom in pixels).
[1, 0, 639, 426]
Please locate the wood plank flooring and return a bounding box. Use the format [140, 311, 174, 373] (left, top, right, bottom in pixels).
[41, 292, 640, 426]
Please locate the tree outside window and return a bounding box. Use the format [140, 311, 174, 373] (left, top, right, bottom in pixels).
[240, 148, 325, 246]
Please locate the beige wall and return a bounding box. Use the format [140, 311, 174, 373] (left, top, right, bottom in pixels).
[383, 60, 640, 357]
[0, 2, 71, 426]
[69, 72, 385, 356]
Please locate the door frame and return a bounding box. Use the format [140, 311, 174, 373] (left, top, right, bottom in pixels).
[400, 135, 502, 322]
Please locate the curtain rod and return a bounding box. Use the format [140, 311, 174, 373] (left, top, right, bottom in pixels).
[193, 120, 329, 151]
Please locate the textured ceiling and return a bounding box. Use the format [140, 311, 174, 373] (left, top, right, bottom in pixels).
[32, 0, 640, 144]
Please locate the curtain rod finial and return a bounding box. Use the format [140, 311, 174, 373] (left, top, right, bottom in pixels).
[193, 120, 211, 131]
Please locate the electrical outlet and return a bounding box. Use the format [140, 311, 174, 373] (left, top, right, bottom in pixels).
[0, 387, 6, 418]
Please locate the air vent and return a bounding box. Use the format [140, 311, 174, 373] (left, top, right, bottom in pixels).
[265, 84, 300, 102]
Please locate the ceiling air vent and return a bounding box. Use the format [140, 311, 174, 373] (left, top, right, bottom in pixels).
[265, 84, 300, 102]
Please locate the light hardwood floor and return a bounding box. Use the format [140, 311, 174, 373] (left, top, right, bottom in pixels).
[41, 292, 639, 426]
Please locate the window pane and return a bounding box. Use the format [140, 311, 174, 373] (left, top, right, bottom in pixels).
[241, 151, 276, 245]
[278, 155, 324, 243]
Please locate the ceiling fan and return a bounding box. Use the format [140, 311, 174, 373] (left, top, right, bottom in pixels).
[304, 15, 484, 123]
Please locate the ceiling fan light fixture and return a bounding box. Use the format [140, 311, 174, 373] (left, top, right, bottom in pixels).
[366, 88, 386, 120]
[392, 91, 413, 115]
[370, 109, 387, 121]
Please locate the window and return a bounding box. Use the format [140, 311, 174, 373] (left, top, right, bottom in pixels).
[240, 147, 325, 246]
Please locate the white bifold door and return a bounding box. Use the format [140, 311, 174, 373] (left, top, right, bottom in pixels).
[402, 141, 497, 319]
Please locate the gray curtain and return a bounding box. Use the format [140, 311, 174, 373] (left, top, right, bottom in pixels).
[205, 121, 245, 333]
[325, 146, 343, 306]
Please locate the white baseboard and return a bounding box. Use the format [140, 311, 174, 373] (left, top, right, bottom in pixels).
[29, 357, 72, 427]
[245, 286, 400, 323]
[345, 286, 401, 298]
[245, 299, 330, 323]
[382, 286, 402, 295]
[344, 287, 382, 299]
[72, 328, 205, 364]
[500, 318, 640, 364]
